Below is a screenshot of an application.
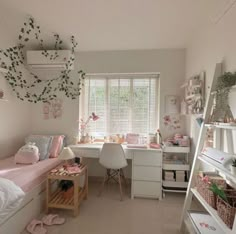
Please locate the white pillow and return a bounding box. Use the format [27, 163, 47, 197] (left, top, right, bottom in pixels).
[0, 178, 25, 222]
[25, 135, 53, 160]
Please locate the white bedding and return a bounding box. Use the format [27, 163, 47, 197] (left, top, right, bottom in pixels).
[0, 178, 25, 223]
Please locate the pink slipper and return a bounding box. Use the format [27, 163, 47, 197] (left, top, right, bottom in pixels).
[42, 214, 65, 226]
[26, 219, 47, 234]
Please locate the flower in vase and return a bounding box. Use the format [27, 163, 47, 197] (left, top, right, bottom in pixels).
[78, 113, 99, 136]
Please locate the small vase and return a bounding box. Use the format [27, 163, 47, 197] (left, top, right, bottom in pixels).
[230, 165, 236, 175]
[80, 136, 86, 143]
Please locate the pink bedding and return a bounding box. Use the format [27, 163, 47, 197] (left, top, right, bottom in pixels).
[0, 157, 62, 192]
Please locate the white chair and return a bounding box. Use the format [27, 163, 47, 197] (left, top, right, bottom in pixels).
[98, 143, 128, 201]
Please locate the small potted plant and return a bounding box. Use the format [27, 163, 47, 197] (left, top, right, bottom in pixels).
[59, 180, 74, 199]
[230, 159, 236, 175]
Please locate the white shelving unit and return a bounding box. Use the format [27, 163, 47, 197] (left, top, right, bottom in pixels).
[191, 189, 232, 233]
[180, 63, 236, 234]
[162, 146, 190, 194]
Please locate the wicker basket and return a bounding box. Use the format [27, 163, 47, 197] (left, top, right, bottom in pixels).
[196, 174, 226, 209]
[217, 193, 236, 229]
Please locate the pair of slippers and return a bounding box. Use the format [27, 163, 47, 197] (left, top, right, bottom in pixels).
[26, 214, 65, 234]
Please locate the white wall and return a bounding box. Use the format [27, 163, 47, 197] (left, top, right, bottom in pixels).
[186, 4, 236, 156]
[0, 40, 32, 159]
[31, 49, 186, 176]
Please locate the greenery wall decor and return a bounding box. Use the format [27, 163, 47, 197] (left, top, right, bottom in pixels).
[0, 17, 85, 103]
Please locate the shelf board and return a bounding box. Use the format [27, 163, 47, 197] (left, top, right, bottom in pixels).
[191, 188, 231, 233]
[198, 155, 236, 186]
[163, 146, 190, 153]
[163, 180, 188, 188]
[162, 188, 187, 193]
[0, 67, 8, 73]
[205, 124, 236, 130]
[163, 163, 190, 171]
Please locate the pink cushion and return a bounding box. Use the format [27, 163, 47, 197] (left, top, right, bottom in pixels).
[49, 135, 65, 158]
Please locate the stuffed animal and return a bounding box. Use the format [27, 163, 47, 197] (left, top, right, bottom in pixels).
[15, 142, 40, 164]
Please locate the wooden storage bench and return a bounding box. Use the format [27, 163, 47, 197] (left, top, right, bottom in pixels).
[46, 164, 88, 216]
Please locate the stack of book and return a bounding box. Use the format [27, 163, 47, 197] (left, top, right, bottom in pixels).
[164, 171, 175, 181]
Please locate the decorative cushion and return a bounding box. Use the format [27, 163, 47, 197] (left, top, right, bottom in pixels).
[49, 135, 65, 158]
[15, 142, 39, 164]
[25, 135, 52, 161]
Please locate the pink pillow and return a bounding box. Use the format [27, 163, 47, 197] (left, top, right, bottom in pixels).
[49, 135, 65, 158]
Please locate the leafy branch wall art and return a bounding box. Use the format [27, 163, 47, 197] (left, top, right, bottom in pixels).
[0, 17, 85, 103]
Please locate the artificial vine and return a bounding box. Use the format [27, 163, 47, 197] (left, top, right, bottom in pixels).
[0, 17, 86, 103]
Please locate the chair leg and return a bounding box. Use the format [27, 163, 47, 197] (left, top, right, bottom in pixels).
[106, 169, 110, 183]
[98, 171, 107, 197]
[120, 169, 127, 187]
[118, 170, 123, 201]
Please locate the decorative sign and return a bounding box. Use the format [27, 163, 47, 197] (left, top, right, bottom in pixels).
[43, 98, 63, 119]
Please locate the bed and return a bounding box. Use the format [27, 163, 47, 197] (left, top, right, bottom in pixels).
[0, 156, 62, 234]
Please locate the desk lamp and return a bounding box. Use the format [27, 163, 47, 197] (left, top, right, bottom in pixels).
[58, 147, 75, 166]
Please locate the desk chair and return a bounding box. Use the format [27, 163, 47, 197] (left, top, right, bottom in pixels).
[98, 143, 128, 201]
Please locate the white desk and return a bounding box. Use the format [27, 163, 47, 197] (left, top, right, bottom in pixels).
[70, 144, 162, 199]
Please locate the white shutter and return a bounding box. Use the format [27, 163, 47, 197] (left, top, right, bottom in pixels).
[83, 74, 159, 136]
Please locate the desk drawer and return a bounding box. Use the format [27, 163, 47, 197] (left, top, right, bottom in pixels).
[133, 181, 161, 198]
[133, 151, 162, 166]
[133, 166, 161, 181]
[75, 149, 99, 158]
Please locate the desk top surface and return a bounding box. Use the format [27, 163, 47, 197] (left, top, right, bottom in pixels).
[69, 143, 162, 152]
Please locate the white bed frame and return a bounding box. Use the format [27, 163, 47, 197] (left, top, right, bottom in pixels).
[0, 181, 47, 234]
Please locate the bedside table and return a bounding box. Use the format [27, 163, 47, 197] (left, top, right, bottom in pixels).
[46, 164, 88, 216]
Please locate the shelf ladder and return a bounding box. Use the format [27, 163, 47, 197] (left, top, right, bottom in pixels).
[180, 63, 236, 233]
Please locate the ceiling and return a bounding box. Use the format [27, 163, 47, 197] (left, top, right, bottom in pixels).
[0, 0, 231, 51]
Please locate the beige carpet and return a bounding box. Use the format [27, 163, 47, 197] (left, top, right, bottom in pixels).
[23, 181, 186, 234]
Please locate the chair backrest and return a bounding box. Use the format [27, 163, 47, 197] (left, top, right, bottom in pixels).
[99, 143, 128, 169]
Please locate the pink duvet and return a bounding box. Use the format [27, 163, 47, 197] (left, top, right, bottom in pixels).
[0, 157, 62, 192]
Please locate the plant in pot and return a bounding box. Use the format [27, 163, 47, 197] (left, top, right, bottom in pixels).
[230, 159, 236, 175]
[59, 180, 74, 199]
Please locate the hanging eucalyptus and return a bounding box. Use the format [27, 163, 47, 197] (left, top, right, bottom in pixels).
[215, 72, 236, 107]
[212, 72, 236, 121]
[0, 17, 85, 103]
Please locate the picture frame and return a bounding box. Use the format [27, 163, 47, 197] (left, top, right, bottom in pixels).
[165, 95, 180, 114]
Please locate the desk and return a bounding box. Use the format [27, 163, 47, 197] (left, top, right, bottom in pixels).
[70, 144, 162, 199]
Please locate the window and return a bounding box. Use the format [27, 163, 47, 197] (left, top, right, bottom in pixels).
[81, 73, 159, 136]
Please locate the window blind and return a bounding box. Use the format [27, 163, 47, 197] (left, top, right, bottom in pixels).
[82, 73, 159, 136]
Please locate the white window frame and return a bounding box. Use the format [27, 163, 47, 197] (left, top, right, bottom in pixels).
[79, 72, 160, 136]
